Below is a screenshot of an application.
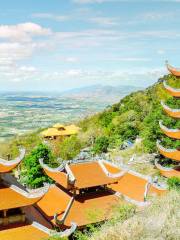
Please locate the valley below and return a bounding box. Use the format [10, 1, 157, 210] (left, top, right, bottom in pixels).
[0, 85, 140, 141]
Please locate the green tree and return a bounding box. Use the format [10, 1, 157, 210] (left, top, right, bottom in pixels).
[22, 144, 54, 188]
[92, 136, 109, 154]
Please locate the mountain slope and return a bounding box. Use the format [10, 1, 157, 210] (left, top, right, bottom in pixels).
[78, 75, 180, 153]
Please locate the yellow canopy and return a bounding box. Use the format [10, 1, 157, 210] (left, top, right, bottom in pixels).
[41, 124, 80, 137]
[53, 123, 65, 129]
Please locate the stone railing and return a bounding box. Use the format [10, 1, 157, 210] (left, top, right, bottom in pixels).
[163, 80, 180, 92]
[157, 140, 177, 153]
[161, 101, 180, 113]
[159, 120, 179, 133]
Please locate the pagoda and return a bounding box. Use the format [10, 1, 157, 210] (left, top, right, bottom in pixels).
[0, 148, 76, 239]
[38, 158, 166, 229]
[156, 61, 180, 178]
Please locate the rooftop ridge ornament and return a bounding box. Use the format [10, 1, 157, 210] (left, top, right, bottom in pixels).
[98, 160, 128, 178]
[54, 196, 74, 225]
[32, 221, 77, 238]
[39, 158, 65, 172]
[166, 60, 180, 76]
[0, 148, 25, 165]
[0, 148, 26, 173]
[9, 183, 49, 199]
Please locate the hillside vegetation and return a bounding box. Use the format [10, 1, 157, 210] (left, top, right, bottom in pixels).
[78, 74, 180, 153]
[0, 74, 180, 187]
[86, 191, 180, 240]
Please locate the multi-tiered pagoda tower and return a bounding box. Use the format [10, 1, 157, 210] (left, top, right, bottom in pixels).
[156, 61, 180, 178]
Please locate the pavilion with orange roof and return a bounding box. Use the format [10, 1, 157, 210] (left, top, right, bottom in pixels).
[38, 157, 166, 229]
[0, 148, 76, 239]
[156, 61, 180, 178]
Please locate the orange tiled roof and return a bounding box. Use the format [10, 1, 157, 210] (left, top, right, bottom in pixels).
[41, 161, 121, 190]
[36, 185, 71, 223]
[161, 101, 180, 119]
[37, 185, 120, 228]
[106, 163, 166, 202]
[157, 167, 180, 178]
[166, 62, 180, 77]
[0, 164, 19, 173]
[0, 148, 25, 173]
[163, 81, 180, 98]
[43, 168, 68, 189]
[64, 191, 120, 227]
[157, 142, 180, 162]
[155, 160, 180, 178]
[109, 172, 147, 202]
[0, 186, 43, 211]
[69, 161, 120, 189]
[0, 224, 48, 240]
[148, 185, 168, 197]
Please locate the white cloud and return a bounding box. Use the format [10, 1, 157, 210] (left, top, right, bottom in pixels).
[0, 22, 51, 42]
[32, 13, 70, 22]
[89, 17, 118, 26]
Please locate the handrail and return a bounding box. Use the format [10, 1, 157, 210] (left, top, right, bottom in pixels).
[0, 148, 25, 166]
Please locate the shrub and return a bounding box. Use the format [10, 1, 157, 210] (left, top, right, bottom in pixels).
[59, 135, 83, 160]
[92, 136, 109, 154]
[167, 177, 180, 190]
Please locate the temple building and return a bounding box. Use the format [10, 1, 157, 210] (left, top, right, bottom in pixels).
[156, 61, 180, 178]
[38, 158, 166, 229]
[41, 123, 80, 139]
[0, 149, 76, 239]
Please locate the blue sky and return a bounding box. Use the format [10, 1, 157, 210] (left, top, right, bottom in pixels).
[0, 0, 180, 91]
